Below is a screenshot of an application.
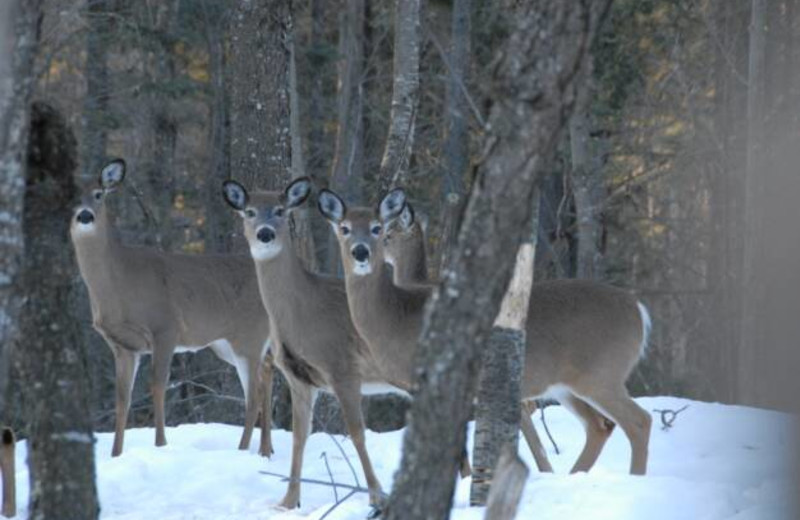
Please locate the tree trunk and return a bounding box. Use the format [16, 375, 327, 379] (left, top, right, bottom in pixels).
[202, 0, 233, 254]
[20, 102, 99, 520]
[739, 0, 767, 405]
[330, 0, 366, 200]
[703, 0, 749, 403]
[570, 109, 605, 279]
[438, 0, 472, 273]
[81, 0, 112, 179]
[229, 0, 292, 191]
[470, 202, 538, 506]
[0, 0, 42, 421]
[482, 448, 529, 520]
[378, 0, 421, 190]
[383, 3, 611, 519]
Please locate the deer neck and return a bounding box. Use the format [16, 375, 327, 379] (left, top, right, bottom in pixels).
[252, 242, 318, 326]
[345, 258, 421, 382]
[393, 233, 428, 285]
[72, 216, 126, 304]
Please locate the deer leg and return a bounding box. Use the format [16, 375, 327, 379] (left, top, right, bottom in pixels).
[574, 386, 652, 475]
[278, 381, 315, 510]
[111, 348, 139, 457]
[1, 428, 16, 518]
[332, 382, 385, 511]
[151, 339, 176, 448]
[259, 353, 275, 457]
[560, 392, 615, 473]
[519, 400, 554, 472]
[236, 355, 261, 451]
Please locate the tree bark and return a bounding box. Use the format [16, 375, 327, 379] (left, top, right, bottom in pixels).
[0, 0, 42, 421]
[379, 0, 421, 190]
[438, 0, 472, 273]
[331, 0, 366, 200]
[739, 0, 767, 405]
[229, 0, 293, 191]
[482, 448, 529, 520]
[383, 2, 611, 519]
[202, 0, 233, 254]
[470, 195, 538, 506]
[20, 102, 99, 520]
[81, 0, 113, 179]
[569, 109, 606, 279]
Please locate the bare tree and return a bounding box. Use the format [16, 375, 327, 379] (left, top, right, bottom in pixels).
[383, 2, 612, 518]
[570, 108, 606, 279]
[438, 0, 472, 272]
[379, 0, 421, 190]
[202, 0, 233, 253]
[81, 0, 113, 177]
[739, 0, 767, 405]
[19, 102, 99, 519]
[0, 0, 42, 418]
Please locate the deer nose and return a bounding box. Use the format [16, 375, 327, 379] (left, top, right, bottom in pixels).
[76, 209, 95, 224]
[256, 226, 276, 244]
[352, 244, 370, 263]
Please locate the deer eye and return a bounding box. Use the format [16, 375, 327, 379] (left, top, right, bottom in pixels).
[274, 207, 284, 217]
[244, 208, 257, 218]
[370, 224, 382, 236]
[341, 225, 351, 236]
[92, 190, 104, 201]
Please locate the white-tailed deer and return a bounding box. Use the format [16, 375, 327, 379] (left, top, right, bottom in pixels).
[1, 428, 15, 518]
[319, 188, 653, 475]
[222, 178, 392, 512]
[70, 159, 274, 458]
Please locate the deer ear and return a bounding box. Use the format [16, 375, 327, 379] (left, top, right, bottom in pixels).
[379, 188, 406, 223]
[398, 202, 415, 229]
[285, 177, 312, 209]
[99, 159, 126, 190]
[222, 180, 248, 211]
[317, 189, 346, 223]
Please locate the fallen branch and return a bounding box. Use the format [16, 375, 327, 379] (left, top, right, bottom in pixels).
[539, 403, 560, 455]
[652, 405, 689, 430]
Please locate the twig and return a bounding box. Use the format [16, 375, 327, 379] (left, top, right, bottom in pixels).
[424, 25, 487, 130]
[539, 403, 560, 455]
[318, 490, 358, 520]
[258, 471, 368, 493]
[320, 452, 339, 503]
[327, 433, 361, 489]
[652, 405, 689, 430]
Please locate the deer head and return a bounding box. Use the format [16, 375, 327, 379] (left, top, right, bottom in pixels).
[70, 159, 125, 241]
[222, 177, 312, 262]
[318, 188, 404, 277]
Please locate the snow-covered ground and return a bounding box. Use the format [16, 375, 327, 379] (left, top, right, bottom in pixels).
[9, 397, 798, 519]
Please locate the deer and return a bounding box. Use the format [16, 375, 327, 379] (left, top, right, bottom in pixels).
[221, 177, 399, 513]
[70, 159, 274, 458]
[1, 428, 15, 518]
[318, 187, 654, 476]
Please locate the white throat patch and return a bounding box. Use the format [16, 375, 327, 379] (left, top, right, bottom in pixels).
[249, 242, 282, 261]
[352, 261, 372, 276]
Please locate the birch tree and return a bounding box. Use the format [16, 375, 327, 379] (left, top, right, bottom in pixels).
[379, 0, 421, 190]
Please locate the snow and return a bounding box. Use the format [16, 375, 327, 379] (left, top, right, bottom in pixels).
[9, 397, 797, 519]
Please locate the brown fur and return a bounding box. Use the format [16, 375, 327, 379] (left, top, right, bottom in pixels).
[70, 180, 273, 458]
[327, 195, 653, 476]
[228, 183, 389, 510]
